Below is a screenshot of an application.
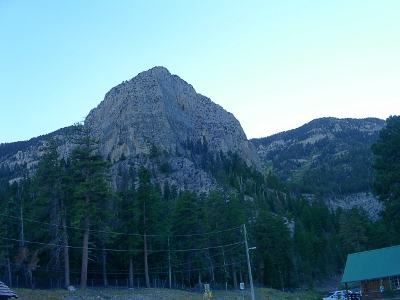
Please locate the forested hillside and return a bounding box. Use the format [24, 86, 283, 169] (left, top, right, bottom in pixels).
[0, 126, 73, 161]
[0, 126, 73, 188]
[0, 121, 396, 291]
[0, 68, 397, 292]
[252, 117, 385, 196]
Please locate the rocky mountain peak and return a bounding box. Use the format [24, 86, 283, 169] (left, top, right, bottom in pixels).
[0, 67, 261, 194]
[85, 67, 260, 168]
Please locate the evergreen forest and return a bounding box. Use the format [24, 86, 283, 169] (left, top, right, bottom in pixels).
[0, 117, 399, 292]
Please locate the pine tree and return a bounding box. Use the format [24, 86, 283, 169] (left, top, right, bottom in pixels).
[0, 194, 20, 287]
[339, 208, 368, 253]
[116, 187, 139, 288]
[68, 125, 114, 289]
[30, 137, 71, 288]
[204, 190, 244, 287]
[170, 190, 204, 287]
[135, 166, 163, 288]
[372, 115, 400, 241]
[254, 210, 294, 289]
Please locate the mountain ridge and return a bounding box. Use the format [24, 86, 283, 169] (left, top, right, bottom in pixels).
[0, 68, 387, 217]
[251, 116, 385, 219]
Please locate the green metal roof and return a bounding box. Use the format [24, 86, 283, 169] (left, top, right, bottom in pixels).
[342, 245, 400, 283]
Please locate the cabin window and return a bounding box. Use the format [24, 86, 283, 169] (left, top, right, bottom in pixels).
[389, 276, 400, 290]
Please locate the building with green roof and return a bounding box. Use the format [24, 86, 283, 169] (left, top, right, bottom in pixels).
[342, 245, 400, 300]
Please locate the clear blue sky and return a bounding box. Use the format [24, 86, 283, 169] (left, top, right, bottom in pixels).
[1, 1, 399, 143]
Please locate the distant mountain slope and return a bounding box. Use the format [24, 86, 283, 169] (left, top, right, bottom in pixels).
[0, 126, 72, 161]
[251, 117, 385, 196]
[0, 126, 73, 185]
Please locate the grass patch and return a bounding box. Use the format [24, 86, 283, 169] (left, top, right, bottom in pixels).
[12, 287, 325, 300]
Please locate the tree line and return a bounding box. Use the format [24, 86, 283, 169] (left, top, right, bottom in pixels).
[1, 117, 399, 291]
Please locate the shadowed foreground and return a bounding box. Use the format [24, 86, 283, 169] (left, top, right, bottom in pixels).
[13, 287, 323, 300]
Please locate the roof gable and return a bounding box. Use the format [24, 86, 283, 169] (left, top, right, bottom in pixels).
[0, 281, 18, 298]
[342, 245, 400, 283]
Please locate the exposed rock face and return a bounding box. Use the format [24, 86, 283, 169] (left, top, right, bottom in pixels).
[303, 192, 383, 220]
[326, 193, 383, 221]
[0, 67, 260, 194]
[5, 148, 41, 184]
[85, 67, 260, 168]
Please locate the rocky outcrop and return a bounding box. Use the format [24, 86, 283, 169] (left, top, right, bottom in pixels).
[81, 67, 261, 193]
[326, 193, 383, 221]
[1, 67, 260, 194]
[85, 67, 260, 168]
[303, 192, 383, 220]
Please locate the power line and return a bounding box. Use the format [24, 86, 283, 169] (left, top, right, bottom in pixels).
[1, 235, 249, 278]
[0, 212, 242, 238]
[0, 235, 245, 253]
[4, 258, 249, 276]
[0, 212, 249, 283]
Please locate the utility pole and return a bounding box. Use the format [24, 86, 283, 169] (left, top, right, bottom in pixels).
[19, 206, 24, 248]
[19, 206, 28, 287]
[168, 236, 171, 289]
[243, 224, 255, 300]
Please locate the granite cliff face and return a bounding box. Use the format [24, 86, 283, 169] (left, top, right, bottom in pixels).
[0, 67, 260, 194]
[85, 67, 259, 167]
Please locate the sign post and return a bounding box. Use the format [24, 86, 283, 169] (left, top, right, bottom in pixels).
[240, 282, 245, 299]
[203, 283, 212, 300]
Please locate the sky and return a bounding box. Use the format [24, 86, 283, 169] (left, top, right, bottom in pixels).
[1, 1, 399, 144]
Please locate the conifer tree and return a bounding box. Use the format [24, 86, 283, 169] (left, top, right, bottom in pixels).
[31, 137, 71, 288]
[136, 166, 162, 288]
[204, 190, 244, 287]
[68, 125, 113, 289]
[372, 115, 400, 241]
[170, 190, 204, 286]
[254, 210, 294, 289]
[0, 194, 20, 287]
[116, 187, 139, 288]
[339, 208, 368, 253]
